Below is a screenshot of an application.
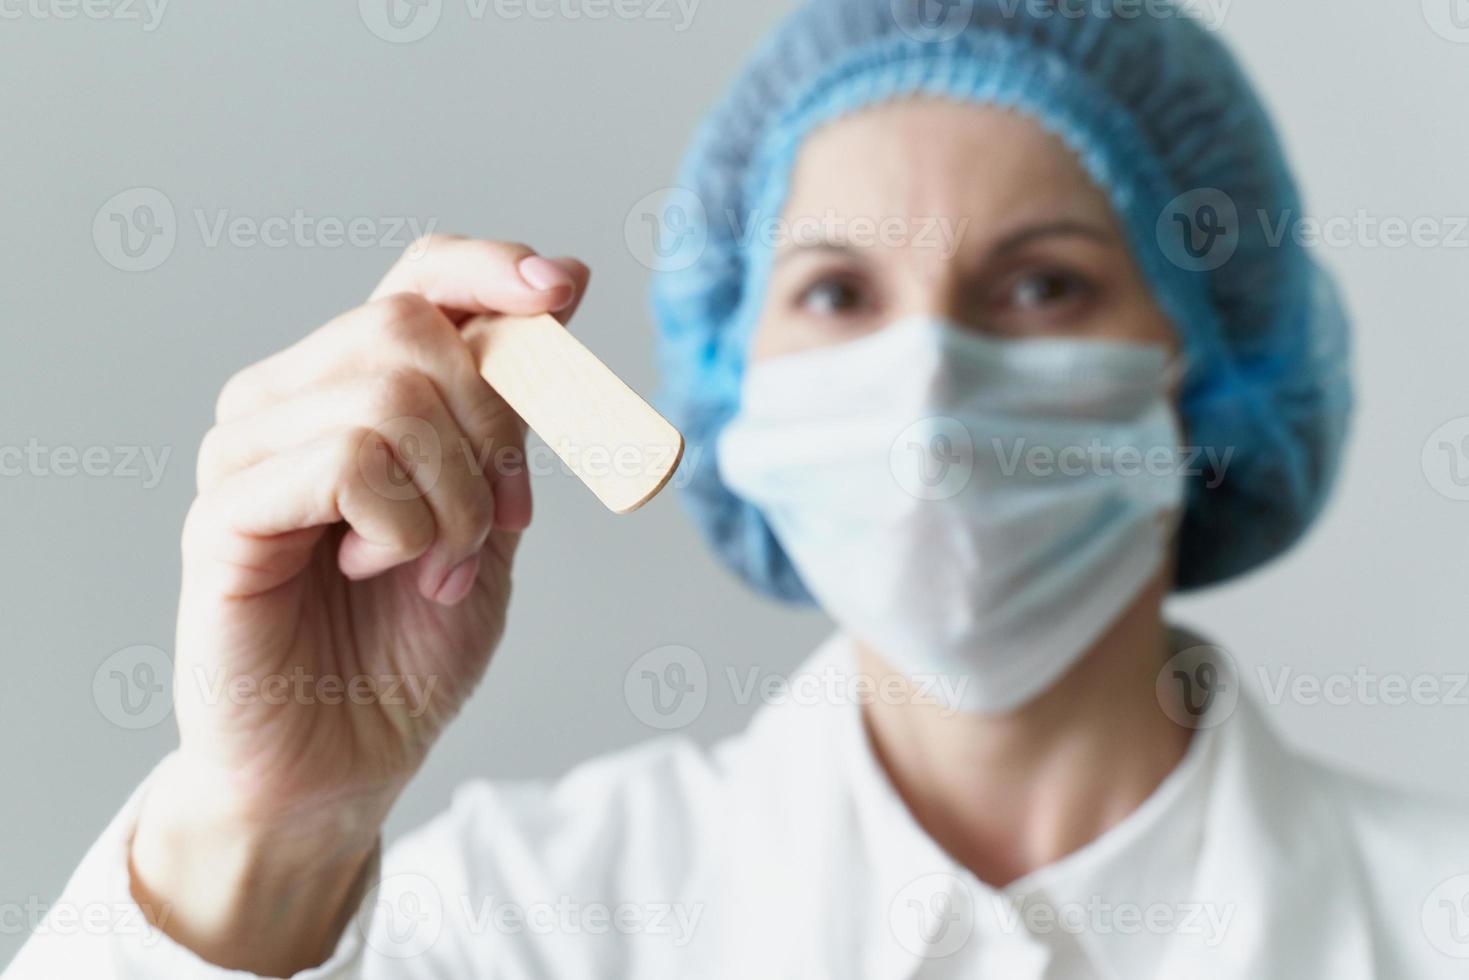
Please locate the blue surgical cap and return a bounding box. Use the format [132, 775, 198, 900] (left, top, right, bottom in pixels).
[651, 0, 1353, 599]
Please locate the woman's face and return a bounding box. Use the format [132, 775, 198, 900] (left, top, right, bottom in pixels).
[749, 98, 1178, 361]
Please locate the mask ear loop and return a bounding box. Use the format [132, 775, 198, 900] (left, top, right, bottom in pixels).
[1155, 354, 1194, 541]
[1160, 354, 1190, 397]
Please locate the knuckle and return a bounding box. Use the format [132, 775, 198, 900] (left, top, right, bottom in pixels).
[492, 239, 534, 257]
[214, 368, 254, 422]
[194, 425, 225, 487]
[421, 469, 495, 546]
[398, 505, 436, 554]
[479, 240, 537, 268]
[455, 482, 498, 540]
[367, 369, 436, 422]
[406, 231, 460, 258]
[465, 389, 517, 436]
[340, 426, 383, 478]
[371, 292, 438, 340]
[179, 495, 218, 556]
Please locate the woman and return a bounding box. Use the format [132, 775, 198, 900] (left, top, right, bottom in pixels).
[13, 1, 1465, 977]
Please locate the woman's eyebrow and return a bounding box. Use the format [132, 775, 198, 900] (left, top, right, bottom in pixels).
[768, 219, 1115, 269]
[771, 241, 867, 267]
[989, 219, 1115, 256]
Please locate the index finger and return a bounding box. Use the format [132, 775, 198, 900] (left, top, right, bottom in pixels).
[371, 235, 587, 321]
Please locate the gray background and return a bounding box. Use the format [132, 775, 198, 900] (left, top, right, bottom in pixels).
[3, 0, 1468, 966]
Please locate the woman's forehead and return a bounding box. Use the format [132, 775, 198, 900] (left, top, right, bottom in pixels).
[781, 98, 1117, 243]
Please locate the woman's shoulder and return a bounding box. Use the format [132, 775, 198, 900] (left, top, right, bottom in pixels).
[1228, 701, 1469, 875]
[1296, 749, 1469, 849]
[1292, 748, 1469, 959]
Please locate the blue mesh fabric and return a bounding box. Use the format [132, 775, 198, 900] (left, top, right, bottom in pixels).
[651, 0, 1353, 600]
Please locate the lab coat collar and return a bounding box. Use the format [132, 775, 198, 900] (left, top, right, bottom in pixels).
[1157, 692, 1380, 978]
[799, 628, 1381, 979]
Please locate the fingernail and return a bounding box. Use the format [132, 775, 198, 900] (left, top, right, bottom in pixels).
[517, 255, 574, 294]
[434, 556, 480, 606]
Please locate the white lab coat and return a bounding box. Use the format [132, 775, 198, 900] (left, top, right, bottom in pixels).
[8, 631, 1469, 978]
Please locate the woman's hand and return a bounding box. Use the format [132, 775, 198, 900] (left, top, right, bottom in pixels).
[128, 236, 590, 974]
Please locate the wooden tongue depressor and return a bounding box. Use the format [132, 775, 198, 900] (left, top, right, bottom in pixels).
[460, 313, 684, 514]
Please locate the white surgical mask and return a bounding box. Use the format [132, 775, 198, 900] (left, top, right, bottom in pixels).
[717, 315, 1186, 713]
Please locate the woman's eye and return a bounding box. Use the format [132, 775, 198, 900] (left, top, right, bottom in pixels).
[797, 277, 866, 316]
[1004, 269, 1094, 310]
